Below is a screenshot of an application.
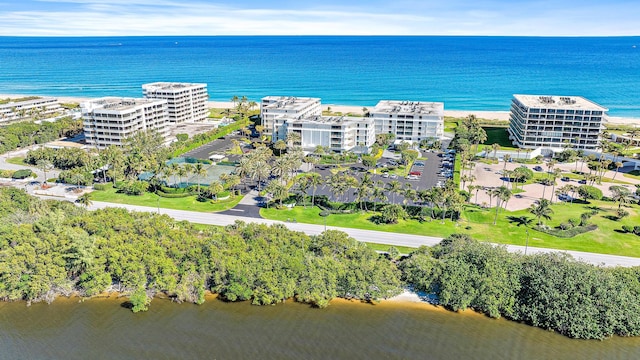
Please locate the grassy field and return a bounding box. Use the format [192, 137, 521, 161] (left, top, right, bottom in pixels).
[6, 156, 27, 166]
[261, 201, 640, 257]
[477, 127, 517, 151]
[90, 186, 243, 212]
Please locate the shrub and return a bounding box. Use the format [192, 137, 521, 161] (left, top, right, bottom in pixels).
[622, 225, 633, 233]
[535, 224, 598, 238]
[176, 133, 189, 142]
[118, 180, 149, 195]
[578, 185, 603, 201]
[0, 169, 15, 178]
[11, 169, 33, 179]
[93, 183, 111, 191]
[156, 190, 193, 198]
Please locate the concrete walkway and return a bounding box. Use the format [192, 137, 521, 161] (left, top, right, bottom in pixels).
[87, 201, 640, 267]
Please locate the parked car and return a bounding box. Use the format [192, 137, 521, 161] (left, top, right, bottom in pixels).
[533, 166, 543, 171]
[409, 171, 422, 176]
[578, 179, 587, 184]
[390, 174, 398, 179]
[414, 162, 425, 167]
[561, 176, 570, 182]
[382, 173, 390, 178]
[405, 175, 419, 180]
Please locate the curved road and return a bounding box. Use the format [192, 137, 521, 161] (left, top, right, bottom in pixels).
[87, 201, 640, 268]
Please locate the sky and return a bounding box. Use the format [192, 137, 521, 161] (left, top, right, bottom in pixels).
[0, 0, 638, 36]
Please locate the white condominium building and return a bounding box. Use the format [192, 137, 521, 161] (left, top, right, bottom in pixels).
[508, 95, 607, 151]
[370, 100, 444, 142]
[82, 97, 170, 149]
[142, 82, 208, 124]
[0, 97, 62, 123]
[260, 96, 322, 140]
[284, 115, 375, 152]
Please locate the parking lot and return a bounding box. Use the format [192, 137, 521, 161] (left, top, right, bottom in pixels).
[309, 150, 452, 205]
[182, 134, 247, 161]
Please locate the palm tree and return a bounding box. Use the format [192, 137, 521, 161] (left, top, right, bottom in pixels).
[308, 173, 323, 206]
[609, 186, 631, 209]
[230, 95, 239, 111]
[286, 132, 301, 149]
[274, 139, 287, 156]
[386, 180, 403, 204]
[612, 161, 623, 180]
[222, 174, 241, 193]
[491, 143, 500, 160]
[549, 168, 562, 203]
[76, 192, 93, 208]
[293, 176, 311, 207]
[36, 159, 53, 184]
[176, 166, 187, 188]
[208, 181, 224, 200]
[183, 163, 194, 187]
[493, 186, 512, 225]
[194, 163, 207, 194]
[372, 185, 388, 211]
[529, 198, 554, 225]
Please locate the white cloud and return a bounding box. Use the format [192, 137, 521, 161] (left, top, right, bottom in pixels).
[0, 1, 638, 36]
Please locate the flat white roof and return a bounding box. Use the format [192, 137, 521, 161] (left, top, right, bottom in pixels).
[83, 97, 167, 111]
[288, 115, 372, 125]
[143, 82, 207, 91]
[513, 95, 608, 111]
[371, 100, 444, 116]
[261, 96, 321, 111]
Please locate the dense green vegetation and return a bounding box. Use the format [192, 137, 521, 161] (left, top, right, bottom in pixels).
[0, 117, 83, 153]
[400, 234, 640, 340]
[3, 187, 640, 339]
[0, 188, 401, 311]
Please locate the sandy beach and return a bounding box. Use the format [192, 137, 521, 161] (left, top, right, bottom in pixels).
[3, 94, 639, 125]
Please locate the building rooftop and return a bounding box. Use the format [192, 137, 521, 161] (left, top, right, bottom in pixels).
[261, 96, 321, 111]
[513, 95, 608, 111]
[288, 115, 370, 125]
[142, 82, 207, 91]
[371, 100, 444, 116]
[83, 97, 167, 111]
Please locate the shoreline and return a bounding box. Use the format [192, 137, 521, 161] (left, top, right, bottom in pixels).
[4, 93, 639, 125]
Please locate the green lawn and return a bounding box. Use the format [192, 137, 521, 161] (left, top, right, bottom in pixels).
[260, 201, 640, 257]
[91, 186, 244, 212]
[6, 156, 27, 166]
[623, 171, 640, 181]
[478, 127, 518, 151]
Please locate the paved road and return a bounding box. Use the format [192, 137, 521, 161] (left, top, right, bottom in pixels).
[87, 200, 640, 267]
[0, 146, 61, 182]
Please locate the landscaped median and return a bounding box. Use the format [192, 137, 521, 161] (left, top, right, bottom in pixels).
[260, 200, 640, 258]
[90, 185, 243, 212]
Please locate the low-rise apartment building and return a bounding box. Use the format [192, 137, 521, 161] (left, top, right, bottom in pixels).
[0, 97, 62, 123]
[82, 97, 170, 149]
[508, 95, 607, 150]
[142, 82, 208, 123]
[283, 115, 375, 152]
[370, 100, 444, 142]
[260, 96, 322, 140]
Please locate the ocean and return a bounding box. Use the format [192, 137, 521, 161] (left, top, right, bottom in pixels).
[0, 36, 639, 117]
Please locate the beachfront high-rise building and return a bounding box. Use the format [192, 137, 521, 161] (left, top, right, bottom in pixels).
[260, 96, 322, 140]
[282, 115, 376, 152]
[508, 95, 608, 151]
[142, 82, 208, 124]
[82, 97, 170, 149]
[369, 101, 444, 143]
[0, 97, 62, 123]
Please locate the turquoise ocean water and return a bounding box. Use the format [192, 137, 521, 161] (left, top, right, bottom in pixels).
[0, 36, 639, 116]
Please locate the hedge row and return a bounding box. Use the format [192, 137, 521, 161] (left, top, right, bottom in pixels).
[534, 224, 598, 238]
[156, 190, 196, 198]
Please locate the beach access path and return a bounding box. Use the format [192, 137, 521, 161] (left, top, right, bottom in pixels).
[87, 200, 640, 268]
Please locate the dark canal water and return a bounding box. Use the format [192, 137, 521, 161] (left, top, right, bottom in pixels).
[1, 296, 640, 359]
